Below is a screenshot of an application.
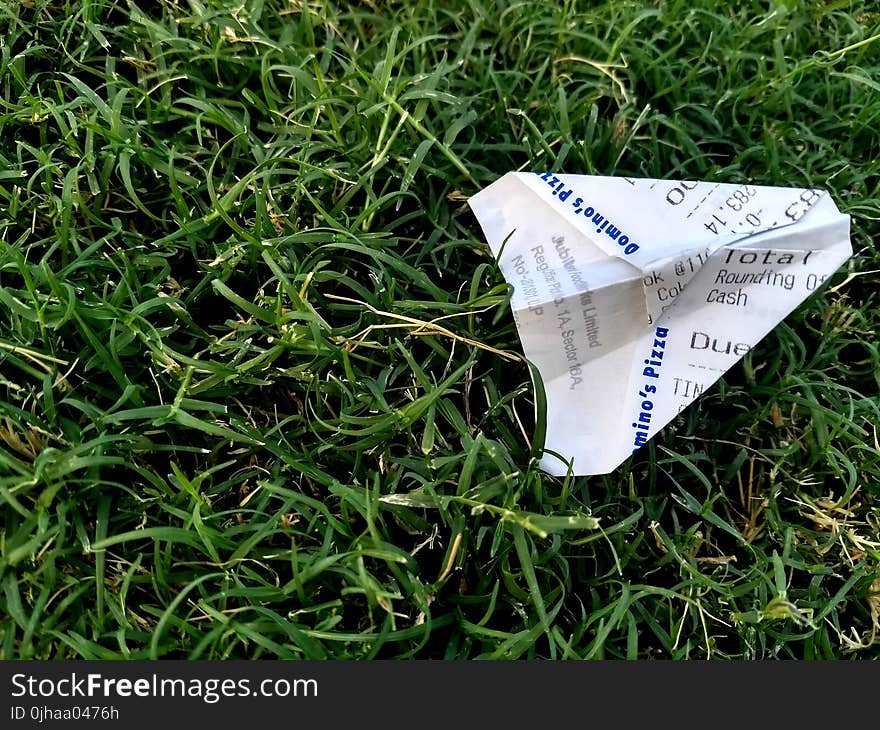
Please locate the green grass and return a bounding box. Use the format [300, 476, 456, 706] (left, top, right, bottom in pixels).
[1, 0, 879, 660]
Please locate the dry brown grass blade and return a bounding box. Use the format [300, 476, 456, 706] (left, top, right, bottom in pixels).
[325, 293, 522, 362]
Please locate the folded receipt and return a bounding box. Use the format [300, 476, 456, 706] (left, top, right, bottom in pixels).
[469, 172, 852, 476]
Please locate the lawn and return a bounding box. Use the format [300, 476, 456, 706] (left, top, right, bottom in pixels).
[1, 0, 879, 660]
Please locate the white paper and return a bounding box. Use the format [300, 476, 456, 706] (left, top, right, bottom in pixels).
[468, 172, 852, 476]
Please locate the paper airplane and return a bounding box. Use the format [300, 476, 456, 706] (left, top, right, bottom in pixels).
[468, 172, 852, 476]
